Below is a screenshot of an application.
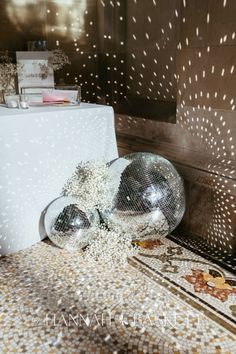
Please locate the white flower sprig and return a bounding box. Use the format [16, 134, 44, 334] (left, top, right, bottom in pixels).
[39, 49, 70, 80]
[62, 161, 115, 212]
[84, 225, 138, 266]
[0, 51, 23, 93]
[61, 161, 139, 265]
[48, 49, 71, 71]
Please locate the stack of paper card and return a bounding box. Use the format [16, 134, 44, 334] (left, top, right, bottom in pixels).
[42, 90, 78, 104]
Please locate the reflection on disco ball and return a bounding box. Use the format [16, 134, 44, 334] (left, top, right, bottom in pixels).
[102, 152, 185, 239]
[44, 196, 100, 250]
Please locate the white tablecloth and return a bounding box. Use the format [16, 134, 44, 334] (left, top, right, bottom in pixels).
[0, 103, 118, 255]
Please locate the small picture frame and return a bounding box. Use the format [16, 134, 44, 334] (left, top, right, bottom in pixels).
[16, 51, 54, 94]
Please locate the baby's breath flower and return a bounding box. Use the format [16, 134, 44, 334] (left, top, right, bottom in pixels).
[48, 49, 71, 71]
[0, 51, 23, 93]
[38, 49, 70, 80]
[84, 225, 138, 266]
[60, 161, 138, 265]
[62, 161, 115, 212]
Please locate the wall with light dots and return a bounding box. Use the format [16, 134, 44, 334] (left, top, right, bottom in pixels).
[0, 0, 98, 103]
[114, 0, 236, 257]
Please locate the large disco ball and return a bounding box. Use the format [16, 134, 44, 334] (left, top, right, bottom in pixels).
[101, 152, 185, 239]
[44, 196, 100, 250]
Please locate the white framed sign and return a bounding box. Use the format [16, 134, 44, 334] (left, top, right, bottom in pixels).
[16, 51, 54, 93]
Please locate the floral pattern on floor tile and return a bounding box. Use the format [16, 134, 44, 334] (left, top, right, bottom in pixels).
[136, 236, 236, 325]
[133, 239, 163, 249]
[182, 269, 236, 302]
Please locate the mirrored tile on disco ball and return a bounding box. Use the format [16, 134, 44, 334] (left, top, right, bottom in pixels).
[44, 196, 100, 250]
[102, 152, 185, 239]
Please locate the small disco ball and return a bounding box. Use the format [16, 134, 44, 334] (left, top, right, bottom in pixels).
[101, 152, 185, 239]
[44, 196, 100, 250]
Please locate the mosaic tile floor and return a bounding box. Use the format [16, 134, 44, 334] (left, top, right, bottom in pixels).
[1, 236, 236, 353]
[168, 233, 236, 273]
